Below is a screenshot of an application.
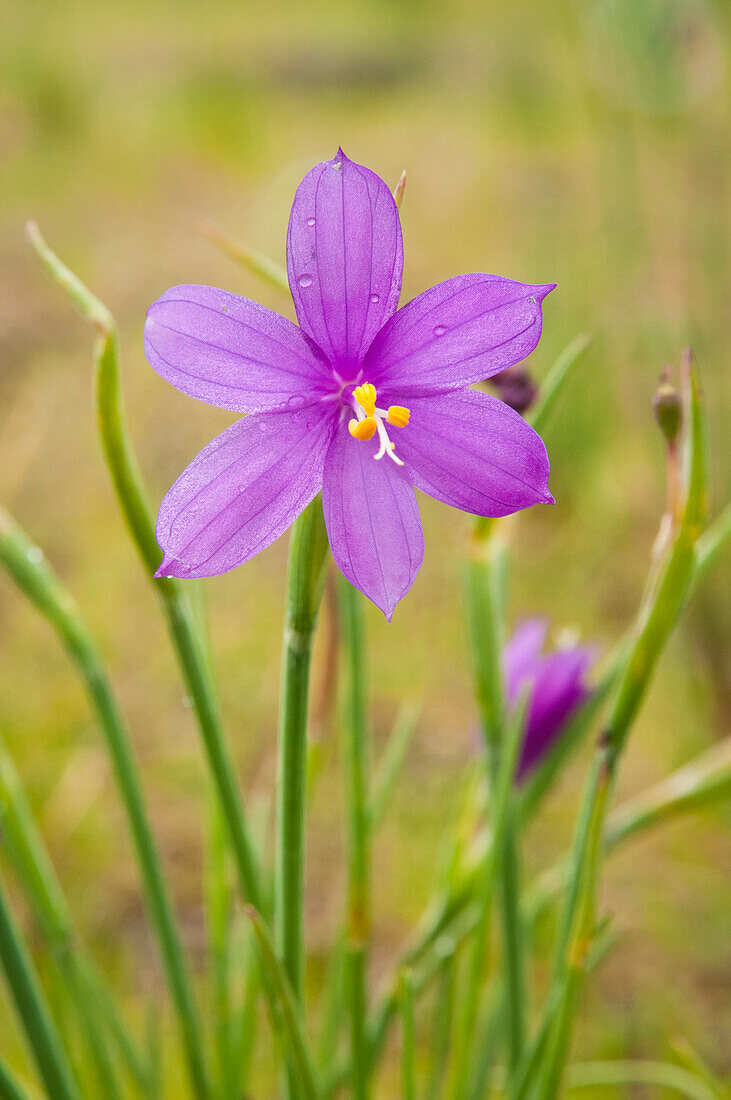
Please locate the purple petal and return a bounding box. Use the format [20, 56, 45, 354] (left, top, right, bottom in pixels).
[155, 407, 334, 578]
[517, 647, 595, 780]
[503, 618, 549, 702]
[394, 389, 553, 517]
[322, 418, 424, 619]
[145, 285, 333, 413]
[364, 275, 554, 397]
[287, 150, 403, 378]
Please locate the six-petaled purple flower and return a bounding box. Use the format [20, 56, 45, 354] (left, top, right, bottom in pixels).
[144, 150, 555, 618]
[503, 619, 595, 781]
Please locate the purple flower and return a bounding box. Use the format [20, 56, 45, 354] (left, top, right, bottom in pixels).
[503, 619, 595, 781]
[145, 150, 555, 618]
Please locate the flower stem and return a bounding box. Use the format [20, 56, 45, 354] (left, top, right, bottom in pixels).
[275, 502, 329, 994]
[0, 872, 81, 1100]
[337, 577, 372, 1100]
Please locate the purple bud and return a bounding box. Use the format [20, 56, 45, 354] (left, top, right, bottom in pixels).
[489, 365, 539, 415]
[502, 619, 596, 781]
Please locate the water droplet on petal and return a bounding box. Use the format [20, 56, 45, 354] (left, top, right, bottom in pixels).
[434, 325, 447, 337]
[370, 293, 380, 304]
[298, 274, 313, 288]
[306, 217, 315, 227]
[287, 394, 306, 409]
[258, 421, 268, 433]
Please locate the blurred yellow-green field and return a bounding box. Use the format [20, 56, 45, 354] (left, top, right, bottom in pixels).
[1, 0, 729, 1094]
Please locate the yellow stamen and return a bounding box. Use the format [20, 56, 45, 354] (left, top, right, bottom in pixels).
[348, 416, 377, 441]
[387, 405, 410, 428]
[353, 383, 377, 417]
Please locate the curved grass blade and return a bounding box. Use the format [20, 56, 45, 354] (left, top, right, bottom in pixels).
[199, 219, 290, 292]
[565, 1060, 720, 1100]
[529, 334, 592, 435]
[0, 872, 81, 1100]
[245, 907, 319, 1100]
[27, 222, 264, 918]
[0, 508, 210, 1100]
[0, 734, 149, 1095]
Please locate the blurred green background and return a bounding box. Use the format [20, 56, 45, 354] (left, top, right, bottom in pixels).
[1, 0, 729, 1092]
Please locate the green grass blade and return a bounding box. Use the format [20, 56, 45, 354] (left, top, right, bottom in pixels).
[529, 334, 592, 435]
[398, 970, 416, 1100]
[0, 872, 82, 1100]
[0, 508, 210, 1100]
[199, 218, 290, 292]
[27, 222, 265, 919]
[370, 701, 421, 829]
[246, 908, 319, 1100]
[0, 1054, 33, 1100]
[565, 1060, 721, 1100]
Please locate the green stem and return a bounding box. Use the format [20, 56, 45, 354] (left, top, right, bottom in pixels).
[27, 222, 264, 917]
[447, 692, 527, 1100]
[499, 819, 526, 1071]
[398, 970, 416, 1100]
[274, 500, 329, 1095]
[463, 524, 526, 1077]
[337, 577, 371, 1100]
[204, 789, 236, 1100]
[0, 508, 210, 1100]
[0, 872, 81, 1100]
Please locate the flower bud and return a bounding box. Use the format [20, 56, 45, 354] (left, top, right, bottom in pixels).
[490, 365, 538, 415]
[652, 368, 682, 444]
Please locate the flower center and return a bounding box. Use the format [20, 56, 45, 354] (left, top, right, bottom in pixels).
[347, 383, 410, 466]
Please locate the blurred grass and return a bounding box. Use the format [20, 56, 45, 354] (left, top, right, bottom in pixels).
[0, 0, 729, 1091]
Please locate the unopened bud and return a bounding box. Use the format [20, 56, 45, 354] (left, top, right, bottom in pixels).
[652, 368, 682, 443]
[490, 365, 538, 415]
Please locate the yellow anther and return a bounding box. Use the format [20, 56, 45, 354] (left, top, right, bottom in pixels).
[353, 382, 377, 417]
[348, 416, 378, 442]
[386, 405, 410, 428]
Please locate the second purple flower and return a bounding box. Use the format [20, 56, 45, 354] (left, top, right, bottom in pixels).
[145, 150, 555, 618]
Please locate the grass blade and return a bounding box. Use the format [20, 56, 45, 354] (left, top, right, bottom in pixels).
[0, 507, 209, 1099]
[246, 908, 319, 1100]
[0, 872, 81, 1100]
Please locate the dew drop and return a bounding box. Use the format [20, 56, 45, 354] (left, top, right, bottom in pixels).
[26, 546, 44, 564]
[298, 274, 313, 288]
[369, 293, 380, 304]
[433, 325, 447, 337]
[287, 394, 306, 409]
[258, 421, 268, 433]
[306, 217, 315, 227]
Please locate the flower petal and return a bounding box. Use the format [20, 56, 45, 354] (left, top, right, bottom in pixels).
[155, 406, 334, 578]
[145, 285, 332, 413]
[287, 150, 403, 377]
[394, 388, 553, 517]
[322, 419, 424, 619]
[365, 275, 554, 397]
